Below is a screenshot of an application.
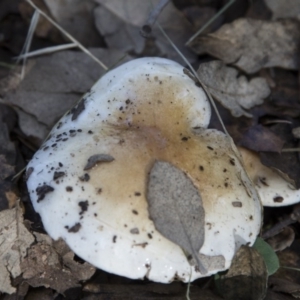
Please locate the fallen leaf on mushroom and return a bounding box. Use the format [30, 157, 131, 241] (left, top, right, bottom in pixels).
[26, 57, 263, 283]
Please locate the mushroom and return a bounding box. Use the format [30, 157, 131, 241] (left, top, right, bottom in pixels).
[239, 147, 300, 207]
[26, 57, 262, 283]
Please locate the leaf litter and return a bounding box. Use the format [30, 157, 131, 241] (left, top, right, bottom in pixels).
[197, 60, 270, 117]
[190, 18, 300, 74]
[1, 0, 300, 299]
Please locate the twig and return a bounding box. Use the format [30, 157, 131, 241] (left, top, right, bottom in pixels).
[262, 204, 300, 239]
[25, 0, 108, 71]
[185, 0, 236, 46]
[281, 148, 300, 152]
[16, 43, 77, 60]
[140, 0, 170, 37]
[18, 10, 40, 79]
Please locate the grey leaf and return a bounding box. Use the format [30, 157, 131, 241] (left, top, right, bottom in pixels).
[197, 61, 270, 118]
[147, 160, 206, 274]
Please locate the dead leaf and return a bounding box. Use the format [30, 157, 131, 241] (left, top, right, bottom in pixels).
[43, 0, 102, 47]
[267, 227, 295, 252]
[83, 283, 223, 300]
[216, 246, 268, 300]
[239, 124, 285, 152]
[21, 232, 95, 294]
[0, 155, 18, 210]
[1, 48, 130, 143]
[147, 160, 206, 273]
[94, 0, 196, 62]
[265, 0, 300, 20]
[269, 277, 300, 298]
[197, 61, 270, 117]
[190, 18, 300, 74]
[0, 205, 35, 294]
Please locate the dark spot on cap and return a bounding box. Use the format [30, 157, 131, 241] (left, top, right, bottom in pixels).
[43, 146, 49, 151]
[199, 166, 204, 171]
[113, 235, 117, 243]
[36, 185, 54, 202]
[66, 186, 73, 192]
[207, 146, 214, 150]
[67, 223, 81, 233]
[79, 173, 90, 182]
[224, 182, 228, 188]
[132, 209, 138, 215]
[125, 99, 131, 104]
[273, 196, 284, 203]
[59, 162, 63, 167]
[223, 168, 227, 172]
[229, 158, 235, 166]
[71, 98, 86, 121]
[181, 137, 189, 141]
[148, 233, 153, 239]
[259, 177, 269, 186]
[97, 188, 102, 194]
[134, 192, 141, 196]
[57, 122, 62, 129]
[88, 130, 93, 134]
[78, 200, 89, 215]
[130, 228, 139, 234]
[26, 167, 34, 180]
[53, 171, 65, 180]
[84, 154, 115, 170]
[232, 201, 242, 207]
[249, 215, 253, 220]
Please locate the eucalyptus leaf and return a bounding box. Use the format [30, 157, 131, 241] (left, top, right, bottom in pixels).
[147, 160, 206, 274]
[253, 237, 280, 276]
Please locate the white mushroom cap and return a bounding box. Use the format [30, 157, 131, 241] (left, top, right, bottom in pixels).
[239, 147, 300, 207]
[26, 57, 262, 283]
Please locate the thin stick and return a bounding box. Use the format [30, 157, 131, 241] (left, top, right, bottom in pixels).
[16, 43, 77, 60]
[281, 148, 300, 152]
[185, 0, 236, 46]
[18, 10, 40, 79]
[141, 0, 170, 37]
[25, 0, 108, 71]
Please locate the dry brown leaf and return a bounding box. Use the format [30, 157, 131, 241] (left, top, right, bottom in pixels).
[217, 246, 268, 300]
[21, 232, 95, 294]
[0, 205, 35, 294]
[43, 0, 102, 47]
[94, 0, 196, 62]
[239, 124, 285, 152]
[191, 18, 300, 74]
[267, 227, 295, 252]
[265, 0, 300, 20]
[1, 48, 129, 143]
[197, 61, 270, 117]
